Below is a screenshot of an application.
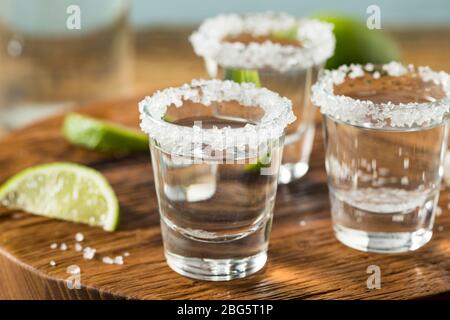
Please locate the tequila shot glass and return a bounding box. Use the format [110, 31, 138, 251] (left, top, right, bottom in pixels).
[139, 79, 295, 280]
[190, 12, 335, 184]
[312, 62, 450, 253]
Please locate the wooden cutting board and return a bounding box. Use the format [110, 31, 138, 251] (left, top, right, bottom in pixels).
[0, 96, 449, 300]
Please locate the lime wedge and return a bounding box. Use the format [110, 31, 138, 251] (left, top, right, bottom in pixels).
[0, 163, 119, 231]
[63, 113, 149, 154]
[162, 114, 175, 123]
[244, 154, 272, 173]
[222, 70, 268, 173]
[224, 68, 261, 87]
[312, 14, 400, 69]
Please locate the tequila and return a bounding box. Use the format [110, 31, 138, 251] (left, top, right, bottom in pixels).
[139, 80, 295, 280]
[313, 62, 450, 253]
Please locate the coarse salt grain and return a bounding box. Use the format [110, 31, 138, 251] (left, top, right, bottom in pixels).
[382, 61, 408, 76]
[102, 257, 114, 265]
[114, 256, 124, 265]
[364, 63, 374, 72]
[75, 232, 84, 242]
[75, 243, 83, 252]
[299, 220, 306, 227]
[50, 260, 56, 266]
[60, 243, 68, 251]
[83, 247, 96, 260]
[123, 252, 130, 257]
[50, 243, 58, 250]
[348, 65, 364, 79]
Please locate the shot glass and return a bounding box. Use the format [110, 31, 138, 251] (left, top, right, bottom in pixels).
[190, 12, 335, 184]
[139, 79, 295, 280]
[0, 0, 132, 130]
[312, 62, 450, 253]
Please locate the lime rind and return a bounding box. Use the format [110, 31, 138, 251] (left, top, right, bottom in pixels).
[224, 68, 261, 87]
[312, 14, 400, 69]
[162, 114, 175, 123]
[244, 154, 272, 173]
[63, 113, 149, 154]
[0, 162, 119, 231]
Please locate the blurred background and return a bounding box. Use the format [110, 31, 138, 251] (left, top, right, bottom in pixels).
[0, 0, 449, 133]
[131, 0, 450, 27]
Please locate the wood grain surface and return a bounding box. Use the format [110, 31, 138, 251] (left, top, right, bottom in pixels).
[0, 96, 449, 300]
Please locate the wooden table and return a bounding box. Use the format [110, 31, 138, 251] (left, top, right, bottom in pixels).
[0, 28, 449, 299]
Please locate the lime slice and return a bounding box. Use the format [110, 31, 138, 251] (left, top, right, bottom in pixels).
[244, 154, 272, 173]
[223, 70, 267, 173]
[63, 113, 149, 154]
[312, 14, 400, 69]
[224, 68, 261, 87]
[0, 163, 119, 231]
[162, 114, 175, 123]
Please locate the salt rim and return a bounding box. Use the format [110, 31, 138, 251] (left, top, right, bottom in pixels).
[311, 62, 450, 128]
[139, 79, 295, 156]
[189, 12, 335, 73]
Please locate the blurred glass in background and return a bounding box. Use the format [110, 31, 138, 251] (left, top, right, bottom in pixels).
[0, 0, 132, 130]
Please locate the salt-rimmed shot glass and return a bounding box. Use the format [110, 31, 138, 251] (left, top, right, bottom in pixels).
[312, 62, 450, 253]
[190, 12, 335, 184]
[139, 79, 295, 280]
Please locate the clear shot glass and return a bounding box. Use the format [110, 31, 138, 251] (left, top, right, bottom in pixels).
[0, 0, 132, 130]
[139, 79, 295, 280]
[312, 62, 450, 253]
[190, 12, 335, 184]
